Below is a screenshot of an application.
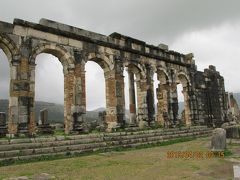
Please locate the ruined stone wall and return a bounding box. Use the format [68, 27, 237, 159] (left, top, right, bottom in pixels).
[0, 18, 228, 135]
[192, 66, 228, 127]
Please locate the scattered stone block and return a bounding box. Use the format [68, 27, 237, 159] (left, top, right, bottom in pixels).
[233, 165, 240, 179]
[211, 128, 226, 151]
[225, 125, 240, 139]
[138, 121, 148, 129]
[37, 109, 54, 134]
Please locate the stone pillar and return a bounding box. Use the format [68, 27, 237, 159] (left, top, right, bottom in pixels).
[146, 67, 155, 124]
[169, 83, 178, 125]
[8, 60, 20, 135]
[104, 63, 125, 131]
[136, 78, 148, 124]
[72, 63, 86, 132]
[156, 83, 170, 126]
[128, 71, 136, 125]
[64, 68, 75, 134]
[28, 63, 36, 134]
[9, 56, 35, 135]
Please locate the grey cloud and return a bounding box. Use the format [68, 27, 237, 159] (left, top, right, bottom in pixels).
[0, 0, 240, 108]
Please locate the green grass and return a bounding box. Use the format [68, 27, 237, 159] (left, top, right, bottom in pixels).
[224, 149, 233, 157]
[0, 137, 234, 180]
[0, 136, 196, 167]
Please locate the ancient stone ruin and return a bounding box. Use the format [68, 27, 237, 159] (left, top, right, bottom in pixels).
[0, 18, 229, 136]
[37, 109, 54, 134]
[0, 112, 7, 136]
[211, 128, 226, 151]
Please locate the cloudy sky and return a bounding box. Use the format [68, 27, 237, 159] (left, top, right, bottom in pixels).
[0, 0, 240, 110]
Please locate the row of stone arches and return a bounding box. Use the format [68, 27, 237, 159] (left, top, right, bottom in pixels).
[0, 35, 192, 134]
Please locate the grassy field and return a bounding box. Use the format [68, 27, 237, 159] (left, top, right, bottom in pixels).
[0, 137, 237, 180]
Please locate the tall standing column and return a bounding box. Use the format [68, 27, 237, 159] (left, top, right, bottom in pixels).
[168, 83, 178, 125]
[72, 63, 86, 132]
[156, 83, 169, 126]
[104, 62, 125, 131]
[136, 78, 148, 124]
[146, 67, 155, 124]
[128, 71, 136, 125]
[8, 59, 20, 135]
[28, 63, 36, 134]
[64, 68, 75, 134]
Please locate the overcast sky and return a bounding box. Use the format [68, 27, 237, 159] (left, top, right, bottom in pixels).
[0, 0, 240, 110]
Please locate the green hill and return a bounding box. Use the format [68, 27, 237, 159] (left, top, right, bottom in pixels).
[0, 99, 101, 123]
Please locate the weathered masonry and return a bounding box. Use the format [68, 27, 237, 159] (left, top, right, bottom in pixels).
[0, 18, 228, 135]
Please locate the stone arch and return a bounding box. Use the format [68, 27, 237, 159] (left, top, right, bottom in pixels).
[86, 52, 113, 72]
[0, 34, 19, 62]
[30, 43, 75, 73]
[124, 61, 146, 80]
[177, 71, 191, 87]
[29, 43, 76, 134]
[176, 71, 191, 126]
[156, 67, 171, 84]
[153, 66, 172, 126]
[0, 34, 20, 135]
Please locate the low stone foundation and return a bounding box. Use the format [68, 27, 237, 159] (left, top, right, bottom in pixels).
[224, 125, 240, 139]
[0, 126, 212, 164]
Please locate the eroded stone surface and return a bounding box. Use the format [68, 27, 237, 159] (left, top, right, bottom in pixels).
[0, 18, 230, 135]
[211, 128, 226, 151]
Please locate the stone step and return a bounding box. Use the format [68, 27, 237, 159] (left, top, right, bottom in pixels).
[0, 126, 211, 145]
[0, 131, 211, 163]
[0, 129, 211, 162]
[0, 129, 211, 152]
[0, 128, 212, 152]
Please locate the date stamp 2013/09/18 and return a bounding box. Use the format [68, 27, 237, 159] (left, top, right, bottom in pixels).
[166, 151, 224, 159]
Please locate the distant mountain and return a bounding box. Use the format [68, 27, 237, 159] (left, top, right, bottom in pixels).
[0, 99, 114, 123]
[92, 107, 105, 112]
[233, 93, 240, 106]
[0, 99, 186, 123]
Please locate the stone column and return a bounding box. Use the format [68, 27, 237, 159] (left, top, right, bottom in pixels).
[156, 83, 169, 126]
[8, 60, 20, 135]
[128, 71, 136, 125]
[28, 63, 35, 135]
[182, 86, 191, 126]
[72, 63, 86, 132]
[169, 83, 178, 125]
[64, 68, 75, 134]
[9, 56, 35, 135]
[136, 78, 148, 124]
[104, 62, 125, 131]
[146, 67, 155, 124]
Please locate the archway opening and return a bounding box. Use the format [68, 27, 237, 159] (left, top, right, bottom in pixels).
[153, 73, 159, 120]
[85, 61, 106, 127]
[35, 53, 64, 126]
[177, 83, 184, 123]
[124, 66, 139, 126]
[177, 73, 191, 126]
[123, 69, 129, 123]
[0, 49, 10, 120]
